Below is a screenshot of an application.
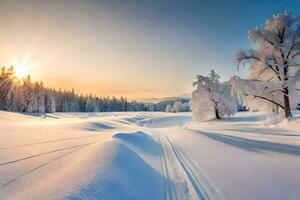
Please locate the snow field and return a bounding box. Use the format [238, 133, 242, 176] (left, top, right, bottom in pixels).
[0, 111, 299, 199]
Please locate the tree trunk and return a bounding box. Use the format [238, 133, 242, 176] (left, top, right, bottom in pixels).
[215, 107, 221, 119]
[283, 88, 292, 118]
[281, 61, 293, 118]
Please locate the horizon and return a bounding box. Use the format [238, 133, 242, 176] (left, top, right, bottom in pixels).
[0, 0, 299, 99]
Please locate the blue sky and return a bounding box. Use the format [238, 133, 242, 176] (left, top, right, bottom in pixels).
[0, 0, 299, 98]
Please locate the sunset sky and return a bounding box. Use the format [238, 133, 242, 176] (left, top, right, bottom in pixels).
[0, 0, 299, 99]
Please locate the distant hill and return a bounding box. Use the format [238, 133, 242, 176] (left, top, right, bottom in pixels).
[134, 94, 192, 111]
[137, 93, 191, 104]
[154, 97, 190, 111]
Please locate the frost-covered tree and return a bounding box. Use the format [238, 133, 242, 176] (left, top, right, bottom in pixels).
[85, 95, 98, 112]
[0, 66, 18, 111]
[231, 76, 280, 113]
[191, 70, 237, 122]
[45, 90, 56, 113]
[20, 76, 34, 112]
[34, 82, 45, 113]
[235, 12, 300, 118]
[173, 101, 183, 112]
[182, 102, 191, 112]
[165, 104, 173, 112]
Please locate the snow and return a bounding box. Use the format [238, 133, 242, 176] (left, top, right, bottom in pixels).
[277, 111, 300, 131]
[0, 111, 300, 199]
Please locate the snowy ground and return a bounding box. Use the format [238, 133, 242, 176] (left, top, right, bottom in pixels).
[0, 111, 299, 200]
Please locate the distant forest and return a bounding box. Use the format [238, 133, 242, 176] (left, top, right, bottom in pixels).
[0, 66, 156, 113]
[0, 66, 191, 113]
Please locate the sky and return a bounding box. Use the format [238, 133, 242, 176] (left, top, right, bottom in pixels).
[0, 0, 299, 99]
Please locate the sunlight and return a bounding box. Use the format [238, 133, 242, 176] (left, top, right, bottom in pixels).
[15, 64, 27, 79]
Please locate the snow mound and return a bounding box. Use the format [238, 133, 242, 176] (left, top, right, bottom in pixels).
[277, 116, 300, 131]
[262, 111, 300, 131]
[113, 131, 162, 155]
[67, 140, 165, 200]
[262, 114, 284, 127]
[82, 122, 116, 132]
[117, 115, 147, 126]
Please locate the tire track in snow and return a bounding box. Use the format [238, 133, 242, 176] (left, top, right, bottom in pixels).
[155, 130, 223, 200]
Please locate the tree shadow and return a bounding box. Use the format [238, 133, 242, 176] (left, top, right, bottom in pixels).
[193, 130, 300, 156]
[222, 114, 270, 123]
[225, 127, 300, 137]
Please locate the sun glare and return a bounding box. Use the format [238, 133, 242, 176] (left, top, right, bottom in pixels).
[15, 65, 27, 79]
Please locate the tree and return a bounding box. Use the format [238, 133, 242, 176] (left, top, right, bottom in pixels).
[85, 95, 98, 112]
[165, 104, 173, 112]
[20, 76, 35, 112]
[34, 82, 45, 113]
[45, 90, 56, 113]
[0, 66, 18, 111]
[191, 70, 236, 122]
[173, 101, 183, 112]
[235, 12, 300, 118]
[182, 102, 190, 112]
[230, 76, 294, 113]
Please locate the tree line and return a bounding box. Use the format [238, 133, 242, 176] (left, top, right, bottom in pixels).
[0, 66, 150, 113]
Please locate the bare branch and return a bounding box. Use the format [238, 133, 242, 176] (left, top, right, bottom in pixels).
[270, 89, 285, 94]
[244, 93, 284, 109]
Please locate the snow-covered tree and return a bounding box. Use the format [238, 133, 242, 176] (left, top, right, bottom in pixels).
[165, 104, 173, 112]
[85, 96, 98, 112]
[146, 103, 155, 111]
[191, 70, 237, 122]
[34, 82, 45, 113]
[0, 66, 18, 111]
[235, 12, 300, 118]
[173, 101, 183, 112]
[45, 90, 56, 113]
[231, 76, 279, 113]
[20, 76, 34, 112]
[183, 103, 190, 112]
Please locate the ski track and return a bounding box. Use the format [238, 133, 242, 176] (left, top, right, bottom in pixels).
[0, 145, 84, 189]
[153, 129, 223, 200]
[0, 133, 105, 149]
[0, 142, 96, 167]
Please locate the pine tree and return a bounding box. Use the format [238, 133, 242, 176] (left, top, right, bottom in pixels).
[45, 90, 56, 113]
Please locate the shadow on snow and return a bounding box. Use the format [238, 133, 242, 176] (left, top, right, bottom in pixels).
[193, 130, 300, 156]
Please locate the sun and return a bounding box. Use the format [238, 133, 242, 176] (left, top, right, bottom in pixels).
[15, 64, 27, 79]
